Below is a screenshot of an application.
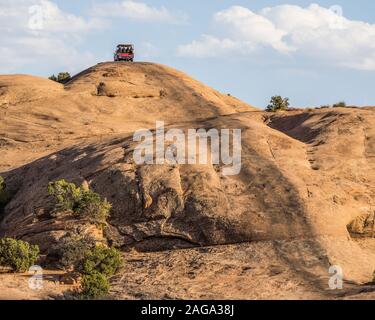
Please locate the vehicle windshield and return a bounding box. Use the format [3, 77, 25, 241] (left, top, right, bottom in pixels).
[117, 46, 133, 54]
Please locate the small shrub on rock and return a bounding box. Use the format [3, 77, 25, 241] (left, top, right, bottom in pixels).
[48, 75, 58, 82]
[75, 190, 111, 225]
[80, 246, 122, 278]
[332, 101, 347, 108]
[48, 180, 111, 224]
[57, 72, 71, 84]
[80, 272, 109, 300]
[48, 179, 81, 213]
[0, 238, 39, 272]
[49, 72, 71, 84]
[266, 95, 290, 112]
[52, 234, 96, 271]
[78, 245, 122, 299]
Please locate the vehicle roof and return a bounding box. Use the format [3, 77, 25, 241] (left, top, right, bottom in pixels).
[117, 44, 134, 47]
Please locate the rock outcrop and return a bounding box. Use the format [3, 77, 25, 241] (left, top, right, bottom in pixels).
[1, 62, 375, 298]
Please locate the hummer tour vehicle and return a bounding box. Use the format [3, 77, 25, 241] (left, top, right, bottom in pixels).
[114, 44, 134, 62]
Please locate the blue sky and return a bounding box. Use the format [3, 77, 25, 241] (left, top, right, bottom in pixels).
[1, 0, 375, 108]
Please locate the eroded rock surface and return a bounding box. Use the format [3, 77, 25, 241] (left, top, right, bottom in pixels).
[1, 63, 375, 299]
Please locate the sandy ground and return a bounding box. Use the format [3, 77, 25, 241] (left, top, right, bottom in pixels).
[0, 270, 73, 300]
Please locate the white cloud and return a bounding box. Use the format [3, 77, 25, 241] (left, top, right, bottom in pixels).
[137, 42, 160, 59]
[0, 0, 188, 73]
[215, 6, 294, 53]
[0, 0, 103, 73]
[0, 0, 104, 33]
[177, 35, 247, 58]
[91, 0, 188, 24]
[178, 4, 375, 71]
[28, 0, 105, 33]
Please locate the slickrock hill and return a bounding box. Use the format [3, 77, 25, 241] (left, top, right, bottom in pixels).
[1, 62, 375, 299]
[0, 63, 251, 171]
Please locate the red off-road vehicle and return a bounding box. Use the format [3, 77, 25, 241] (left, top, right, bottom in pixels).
[114, 44, 134, 62]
